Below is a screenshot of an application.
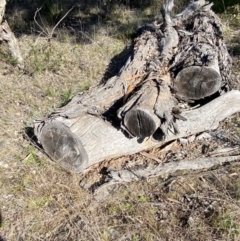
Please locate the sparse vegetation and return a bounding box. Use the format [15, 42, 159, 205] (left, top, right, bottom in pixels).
[0, 43, 19, 67]
[0, 0, 240, 241]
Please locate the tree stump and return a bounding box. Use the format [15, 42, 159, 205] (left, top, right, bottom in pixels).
[33, 0, 238, 173]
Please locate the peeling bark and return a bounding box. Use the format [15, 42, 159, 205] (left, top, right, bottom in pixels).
[33, 0, 235, 173]
[34, 90, 240, 173]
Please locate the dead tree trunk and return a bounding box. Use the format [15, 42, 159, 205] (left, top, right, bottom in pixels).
[33, 0, 237, 173]
[0, 0, 24, 68]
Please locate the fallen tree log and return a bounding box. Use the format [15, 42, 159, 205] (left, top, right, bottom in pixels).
[33, 0, 237, 173]
[34, 90, 240, 173]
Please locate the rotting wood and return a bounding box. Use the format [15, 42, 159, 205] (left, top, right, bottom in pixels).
[33, 0, 236, 173]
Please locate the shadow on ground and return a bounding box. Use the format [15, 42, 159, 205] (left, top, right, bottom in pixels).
[0, 211, 5, 241]
[5, 0, 192, 43]
[5, 0, 155, 41]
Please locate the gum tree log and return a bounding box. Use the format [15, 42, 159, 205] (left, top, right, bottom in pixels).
[33, 0, 236, 173]
[116, 0, 232, 137]
[171, 6, 231, 100]
[34, 90, 240, 173]
[117, 1, 180, 138]
[0, 0, 24, 68]
[117, 80, 161, 138]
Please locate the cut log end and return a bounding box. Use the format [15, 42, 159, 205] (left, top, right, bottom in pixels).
[31, 0, 234, 173]
[173, 66, 222, 100]
[40, 121, 89, 173]
[124, 109, 161, 138]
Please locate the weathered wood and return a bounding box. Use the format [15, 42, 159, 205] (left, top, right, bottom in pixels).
[0, 21, 24, 68]
[117, 80, 161, 138]
[116, 0, 180, 138]
[112, 0, 174, 137]
[117, 0, 232, 137]
[171, 1, 232, 100]
[0, 0, 24, 68]
[34, 90, 240, 172]
[90, 155, 240, 200]
[0, 0, 6, 24]
[173, 66, 222, 100]
[33, 0, 235, 173]
[39, 120, 88, 173]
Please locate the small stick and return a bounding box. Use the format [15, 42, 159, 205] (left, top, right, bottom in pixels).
[49, 7, 74, 40]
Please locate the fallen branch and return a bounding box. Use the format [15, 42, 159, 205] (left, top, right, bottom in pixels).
[0, 0, 24, 68]
[0, 21, 24, 68]
[89, 155, 240, 200]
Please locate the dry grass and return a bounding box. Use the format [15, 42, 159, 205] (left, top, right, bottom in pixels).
[0, 1, 240, 241]
[0, 21, 125, 241]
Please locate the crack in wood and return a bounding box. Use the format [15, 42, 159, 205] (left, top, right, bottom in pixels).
[31, 0, 236, 175]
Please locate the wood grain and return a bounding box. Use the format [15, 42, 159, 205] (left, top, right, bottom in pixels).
[33, 0, 236, 173]
[36, 90, 240, 171]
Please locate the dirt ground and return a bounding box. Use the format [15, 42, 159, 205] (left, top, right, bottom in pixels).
[0, 1, 240, 241]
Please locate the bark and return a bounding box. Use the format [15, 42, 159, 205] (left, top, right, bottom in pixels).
[117, 80, 161, 138]
[34, 90, 240, 173]
[90, 155, 240, 200]
[33, 0, 235, 173]
[171, 9, 231, 100]
[0, 0, 24, 68]
[0, 0, 6, 24]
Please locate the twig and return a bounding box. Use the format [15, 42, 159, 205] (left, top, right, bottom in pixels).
[34, 5, 74, 41]
[49, 6, 74, 40]
[34, 6, 48, 37]
[78, 28, 102, 47]
[140, 151, 162, 163]
[209, 146, 240, 157]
